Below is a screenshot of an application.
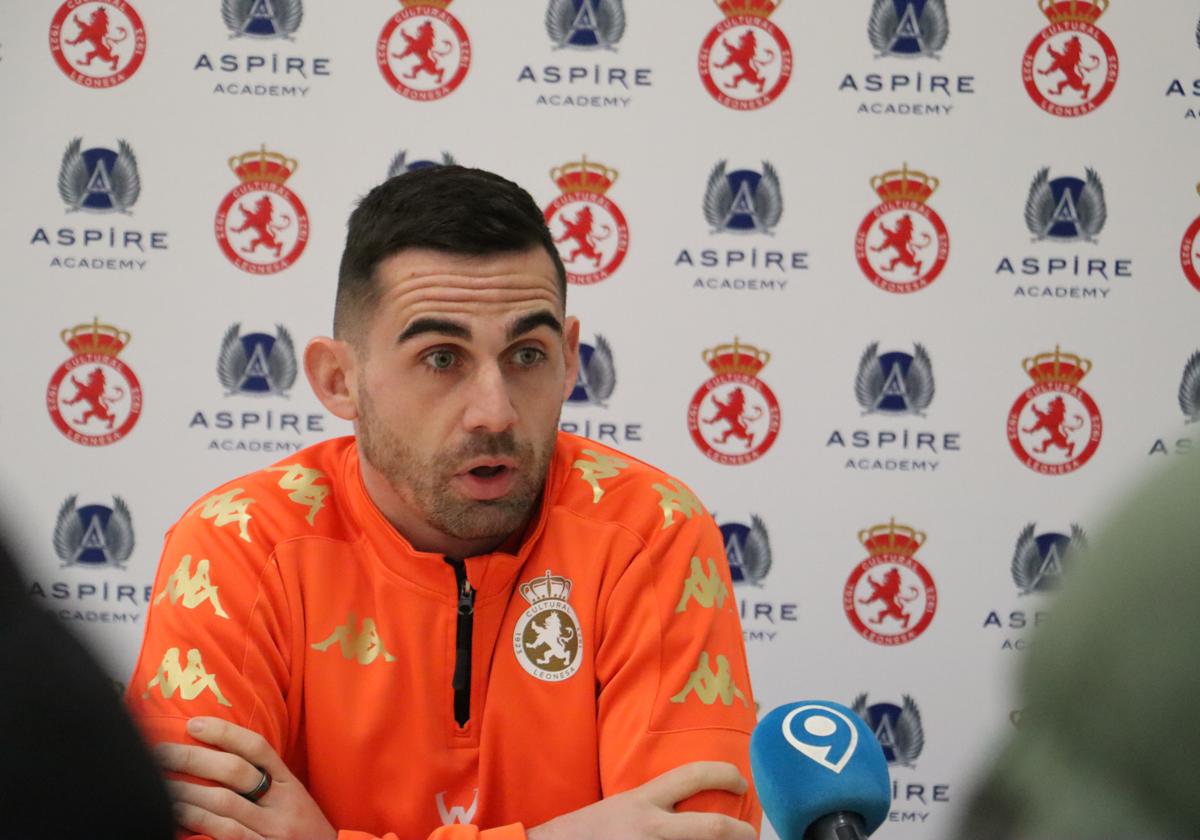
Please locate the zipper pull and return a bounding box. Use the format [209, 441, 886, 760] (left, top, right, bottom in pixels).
[458, 577, 475, 615]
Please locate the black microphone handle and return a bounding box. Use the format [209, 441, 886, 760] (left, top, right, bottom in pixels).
[804, 811, 869, 840]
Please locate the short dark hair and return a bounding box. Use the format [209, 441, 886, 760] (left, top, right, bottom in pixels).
[335, 165, 566, 340]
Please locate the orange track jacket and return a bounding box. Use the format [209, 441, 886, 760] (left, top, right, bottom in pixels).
[128, 433, 761, 839]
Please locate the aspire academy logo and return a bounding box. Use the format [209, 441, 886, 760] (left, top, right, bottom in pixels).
[1007, 346, 1101, 474]
[377, 0, 471, 101]
[387, 149, 456, 178]
[50, 1, 146, 88]
[47, 318, 142, 447]
[688, 338, 781, 465]
[855, 164, 949, 293]
[546, 0, 624, 50]
[54, 495, 135, 569]
[699, 0, 792, 111]
[215, 146, 309, 275]
[543, 157, 629, 285]
[561, 334, 641, 445]
[844, 519, 937, 646]
[1022, 0, 1118, 117]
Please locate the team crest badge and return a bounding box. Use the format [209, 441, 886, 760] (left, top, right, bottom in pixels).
[721, 515, 772, 585]
[58, 138, 140, 214]
[222, 0, 303, 39]
[544, 157, 629, 285]
[1022, 0, 1118, 117]
[47, 318, 143, 446]
[217, 324, 297, 397]
[568, 335, 616, 405]
[54, 495, 134, 569]
[513, 570, 582, 682]
[704, 160, 782, 235]
[1180, 350, 1200, 422]
[844, 519, 937, 646]
[546, 0, 625, 50]
[1007, 346, 1102, 475]
[1179, 182, 1200, 292]
[49, 1, 147, 88]
[215, 146, 309, 275]
[377, 0, 471, 101]
[1025, 167, 1106, 242]
[855, 342, 935, 416]
[387, 149, 456, 179]
[1011, 523, 1086, 595]
[851, 693, 925, 767]
[856, 164, 948, 294]
[688, 338, 781, 465]
[869, 0, 948, 59]
[699, 0, 792, 111]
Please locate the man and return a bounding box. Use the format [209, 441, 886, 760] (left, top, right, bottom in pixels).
[127, 166, 761, 840]
[956, 454, 1200, 840]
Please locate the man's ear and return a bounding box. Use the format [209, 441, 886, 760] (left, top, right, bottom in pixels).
[560, 316, 581, 402]
[304, 337, 359, 421]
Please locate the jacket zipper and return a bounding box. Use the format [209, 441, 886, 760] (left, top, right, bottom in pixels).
[443, 557, 475, 728]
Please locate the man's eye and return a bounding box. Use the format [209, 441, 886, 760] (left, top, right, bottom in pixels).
[515, 347, 546, 366]
[424, 350, 457, 371]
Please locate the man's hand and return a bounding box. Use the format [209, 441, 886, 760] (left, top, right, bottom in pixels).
[526, 761, 757, 840]
[155, 716, 336, 840]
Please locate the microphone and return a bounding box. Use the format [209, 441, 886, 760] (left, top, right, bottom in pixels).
[750, 701, 891, 840]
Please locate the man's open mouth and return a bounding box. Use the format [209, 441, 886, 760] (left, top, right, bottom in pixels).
[469, 465, 508, 478]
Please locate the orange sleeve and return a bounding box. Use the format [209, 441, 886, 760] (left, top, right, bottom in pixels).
[339, 824, 526, 840]
[127, 491, 294, 757]
[593, 503, 762, 829]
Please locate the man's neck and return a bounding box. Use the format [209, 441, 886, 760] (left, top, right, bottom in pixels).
[357, 450, 521, 558]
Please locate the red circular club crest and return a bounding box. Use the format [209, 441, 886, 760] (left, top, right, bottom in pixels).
[688, 338, 781, 466]
[544, 157, 629, 286]
[377, 0, 471, 102]
[1180, 185, 1200, 293]
[699, 0, 792, 111]
[855, 164, 949, 294]
[843, 520, 937, 646]
[47, 319, 142, 446]
[1007, 347, 1102, 475]
[215, 146, 309, 276]
[1022, 0, 1118, 117]
[49, 0, 147, 88]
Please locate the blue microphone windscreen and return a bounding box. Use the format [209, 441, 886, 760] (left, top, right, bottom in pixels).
[750, 701, 891, 839]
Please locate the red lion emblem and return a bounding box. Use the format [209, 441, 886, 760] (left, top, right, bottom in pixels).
[1039, 35, 1100, 98]
[231, 195, 290, 257]
[554, 207, 610, 267]
[65, 7, 127, 71]
[871, 214, 931, 276]
[392, 21, 452, 82]
[714, 30, 774, 93]
[703, 387, 763, 448]
[857, 567, 918, 629]
[62, 367, 124, 430]
[1022, 395, 1085, 456]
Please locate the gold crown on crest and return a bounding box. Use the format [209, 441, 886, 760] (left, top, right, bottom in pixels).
[1023, 346, 1092, 385]
[228, 145, 298, 185]
[872, 163, 939, 204]
[550, 156, 618, 196]
[703, 337, 770, 377]
[859, 519, 926, 557]
[61, 318, 130, 357]
[716, 0, 780, 19]
[1039, 0, 1107, 25]
[400, 0, 452, 9]
[520, 570, 572, 605]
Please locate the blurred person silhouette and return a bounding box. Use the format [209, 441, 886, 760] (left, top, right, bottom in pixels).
[958, 455, 1200, 840]
[0, 529, 174, 839]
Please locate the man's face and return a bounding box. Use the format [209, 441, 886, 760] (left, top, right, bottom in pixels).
[351, 247, 578, 551]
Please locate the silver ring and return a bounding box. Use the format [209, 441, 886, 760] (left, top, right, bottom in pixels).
[240, 767, 272, 803]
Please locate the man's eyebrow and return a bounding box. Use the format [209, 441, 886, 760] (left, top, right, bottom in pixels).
[396, 318, 472, 344]
[508, 311, 563, 341]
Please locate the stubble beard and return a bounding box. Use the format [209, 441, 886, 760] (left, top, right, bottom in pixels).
[357, 391, 557, 543]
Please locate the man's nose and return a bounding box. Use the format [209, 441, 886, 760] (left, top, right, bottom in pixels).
[462, 363, 518, 433]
